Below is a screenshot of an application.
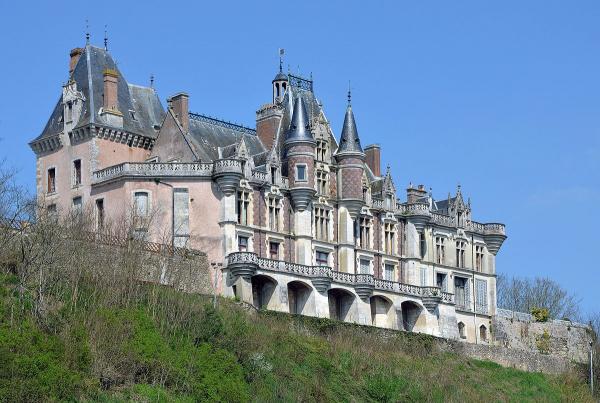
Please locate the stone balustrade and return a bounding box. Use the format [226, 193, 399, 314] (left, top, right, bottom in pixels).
[226, 252, 454, 304]
[93, 161, 219, 183]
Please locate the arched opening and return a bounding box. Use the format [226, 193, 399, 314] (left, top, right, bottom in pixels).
[328, 288, 355, 321]
[287, 281, 312, 315]
[479, 325, 487, 341]
[370, 295, 393, 328]
[251, 275, 277, 310]
[400, 301, 424, 332]
[275, 82, 280, 98]
[458, 322, 466, 339]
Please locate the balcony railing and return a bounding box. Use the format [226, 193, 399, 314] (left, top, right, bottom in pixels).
[226, 252, 456, 302]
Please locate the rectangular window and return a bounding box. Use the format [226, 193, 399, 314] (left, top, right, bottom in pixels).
[73, 159, 81, 187]
[313, 207, 330, 241]
[268, 197, 281, 231]
[295, 164, 307, 182]
[456, 241, 466, 268]
[454, 277, 469, 310]
[436, 272, 448, 291]
[358, 217, 371, 249]
[269, 242, 279, 260]
[316, 140, 327, 162]
[316, 170, 328, 195]
[47, 204, 57, 221]
[95, 199, 104, 229]
[173, 189, 190, 248]
[420, 267, 427, 286]
[475, 279, 488, 313]
[359, 259, 370, 274]
[419, 232, 426, 259]
[271, 167, 277, 185]
[72, 196, 82, 214]
[238, 236, 248, 252]
[384, 222, 396, 254]
[134, 191, 149, 217]
[237, 190, 250, 225]
[435, 237, 445, 264]
[316, 251, 329, 266]
[384, 264, 395, 281]
[47, 168, 56, 193]
[475, 245, 484, 272]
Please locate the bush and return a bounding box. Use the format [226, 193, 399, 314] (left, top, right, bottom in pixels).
[531, 307, 550, 322]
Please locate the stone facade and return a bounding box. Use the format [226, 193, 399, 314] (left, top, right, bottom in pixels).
[30, 43, 512, 344]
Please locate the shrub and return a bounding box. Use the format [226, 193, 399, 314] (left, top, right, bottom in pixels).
[531, 307, 550, 322]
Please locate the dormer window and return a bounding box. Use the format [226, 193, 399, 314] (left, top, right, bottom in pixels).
[66, 102, 73, 123]
[316, 140, 327, 162]
[129, 110, 137, 121]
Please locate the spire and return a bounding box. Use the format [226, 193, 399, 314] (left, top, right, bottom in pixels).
[285, 96, 313, 143]
[104, 25, 108, 51]
[337, 97, 364, 154]
[85, 19, 90, 45]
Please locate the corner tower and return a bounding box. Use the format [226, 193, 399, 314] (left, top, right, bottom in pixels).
[284, 95, 316, 265]
[335, 92, 366, 273]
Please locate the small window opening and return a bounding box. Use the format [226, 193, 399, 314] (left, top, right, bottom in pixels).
[73, 159, 82, 187]
[47, 168, 56, 193]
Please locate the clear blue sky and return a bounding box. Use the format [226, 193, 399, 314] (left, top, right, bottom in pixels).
[0, 1, 598, 315]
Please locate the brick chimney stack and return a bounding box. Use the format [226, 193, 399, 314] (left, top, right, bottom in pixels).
[407, 184, 428, 204]
[364, 144, 381, 177]
[102, 68, 120, 114]
[170, 93, 189, 133]
[69, 48, 84, 76]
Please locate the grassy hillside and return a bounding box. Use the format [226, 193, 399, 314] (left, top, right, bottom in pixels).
[0, 274, 592, 402]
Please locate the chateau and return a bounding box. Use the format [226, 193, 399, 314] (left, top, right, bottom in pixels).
[30, 43, 507, 343]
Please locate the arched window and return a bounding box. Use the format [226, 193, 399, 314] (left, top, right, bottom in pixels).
[479, 325, 487, 341]
[275, 83, 280, 97]
[458, 322, 466, 339]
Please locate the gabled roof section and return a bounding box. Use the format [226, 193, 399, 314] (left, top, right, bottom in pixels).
[32, 45, 164, 143]
[186, 113, 265, 162]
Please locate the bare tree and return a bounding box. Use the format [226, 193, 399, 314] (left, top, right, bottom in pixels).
[497, 273, 581, 320]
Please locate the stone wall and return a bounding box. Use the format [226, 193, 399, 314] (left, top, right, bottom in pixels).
[493, 308, 592, 364]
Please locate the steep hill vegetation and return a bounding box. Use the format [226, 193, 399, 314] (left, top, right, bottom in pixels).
[0, 272, 593, 402]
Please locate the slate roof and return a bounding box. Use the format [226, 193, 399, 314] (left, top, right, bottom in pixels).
[336, 104, 364, 154]
[186, 113, 265, 162]
[284, 96, 313, 143]
[32, 45, 164, 143]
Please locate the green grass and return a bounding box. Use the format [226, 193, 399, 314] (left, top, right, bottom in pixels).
[0, 274, 592, 402]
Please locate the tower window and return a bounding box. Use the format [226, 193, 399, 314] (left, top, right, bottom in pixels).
[295, 164, 307, 182]
[271, 167, 277, 185]
[419, 232, 426, 259]
[47, 168, 56, 193]
[73, 159, 82, 187]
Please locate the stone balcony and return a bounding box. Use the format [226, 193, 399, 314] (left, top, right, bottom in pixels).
[226, 251, 455, 307]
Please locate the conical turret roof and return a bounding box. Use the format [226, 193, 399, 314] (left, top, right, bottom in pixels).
[337, 104, 364, 154]
[284, 96, 313, 143]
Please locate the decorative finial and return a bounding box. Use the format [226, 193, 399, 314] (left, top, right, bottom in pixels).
[150, 74, 154, 88]
[104, 25, 108, 51]
[85, 19, 90, 45]
[347, 80, 352, 106]
[278, 48, 284, 72]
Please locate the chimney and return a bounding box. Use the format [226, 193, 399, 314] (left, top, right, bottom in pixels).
[170, 92, 189, 133]
[69, 48, 84, 76]
[407, 184, 428, 204]
[364, 144, 381, 177]
[102, 68, 120, 114]
[256, 104, 283, 150]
